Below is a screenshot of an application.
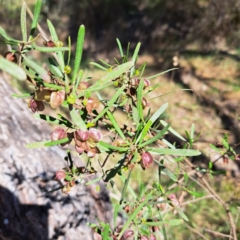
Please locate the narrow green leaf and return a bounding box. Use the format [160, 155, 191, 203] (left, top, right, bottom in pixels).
[113, 203, 120, 228]
[135, 120, 152, 145]
[174, 208, 189, 222]
[190, 124, 195, 140]
[144, 219, 183, 227]
[119, 172, 137, 199]
[102, 224, 110, 240]
[147, 147, 201, 156]
[148, 103, 168, 125]
[121, 168, 133, 201]
[88, 61, 133, 92]
[107, 111, 126, 140]
[99, 59, 112, 68]
[34, 114, 74, 128]
[11, 93, 32, 98]
[47, 19, 64, 70]
[116, 38, 124, 58]
[161, 120, 186, 141]
[32, 45, 69, 52]
[154, 160, 178, 181]
[44, 138, 70, 147]
[132, 106, 140, 125]
[69, 106, 87, 130]
[67, 36, 71, 65]
[29, 0, 42, 40]
[75, 69, 84, 89]
[26, 140, 49, 148]
[0, 27, 22, 44]
[85, 176, 102, 186]
[146, 68, 178, 80]
[209, 144, 221, 152]
[72, 25, 85, 84]
[97, 141, 129, 153]
[0, 58, 26, 81]
[42, 82, 64, 90]
[21, 2, 27, 42]
[89, 62, 108, 71]
[22, 56, 49, 82]
[139, 124, 170, 148]
[118, 193, 152, 239]
[136, 79, 144, 121]
[130, 42, 141, 77]
[48, 57, 63, 79]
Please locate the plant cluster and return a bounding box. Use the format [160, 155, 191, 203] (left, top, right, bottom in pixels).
[0, 1, 239, 240]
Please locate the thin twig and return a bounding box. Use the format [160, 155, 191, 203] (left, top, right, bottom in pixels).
[203, 228, 234, 239]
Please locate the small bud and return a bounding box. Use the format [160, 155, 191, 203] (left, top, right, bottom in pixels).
[124, 205, 131, 213]
[54, 170, 66, 181]
[88, 128, 102, 143]
[67, 94, 76, 104]
[142, 97, 150, 109]
[43, 40, 55, 47]
[123, 230, 134, 239]
[51, 127, 67, 141]
[54, 40, 63, 47]
[64, 65, 71, 74]
[28, 99, 45, 113]
[78, 81, 89, 90]
[140, 152, 153, 170]
[143, 79, 150, 88]
[4, 52, 17, 63]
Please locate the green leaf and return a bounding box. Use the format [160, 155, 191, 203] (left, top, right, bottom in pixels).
[21, 2, 27, 42]
[0, 27, 22, 44]
[26, 140, 49, 148]
[34, 114, 74, 128]
[148, 103, 168, 125]
[121, 168, 133, 202]
[144, 219, 183, 227]
[130, 42, 141, 77]
[85, 176, 102, 186]
[118, 193, 152, 239]
[89, 62, 108, 71]
[29, 0, 42, 40]
[22, 56, 50, 82]
[175, 208, 189, 222]
[32, 45, 69, 52]
[107, 111, 126, 140]
[146, 68, 178, 80]
[69, 105, 87, 130]
[88, 61, 133, 92]
[72, 25, 85, 84]
[160, 120, 186, 141]
[11, 93, 32, 98]
[119, 172, 137, 199]
[102, 224, 110, 240]
[139, 124, 170, 148]
[0, 58, 26, 81]
[47, 19, 64, 70]
[147, 147, 201, 156]
[154, 160, 178, 181]
[48, 57, 63, 79]
[116, 38, 124, 58]
[113, 203, 120, 228]
[136, 79, 144, 121]
[44, 138, 70, 147]
[97, 141, 129, 153]
[132, 106, 140, 125]
[135, 120, 152, 145]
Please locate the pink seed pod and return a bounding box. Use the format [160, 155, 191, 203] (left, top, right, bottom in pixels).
[88, 128, 102, 143]
[78, 81, 89, 90]
[149, 234, 157, 240]
[123, 230, 134, 239]
[28, 99, 45, 113]
[142, 97, 150, 109]
[140, 152, 153, 170]
[86, 97, 100, 114]
[54, 170, 66, 182]
[75, 130, 89, 141]
[168, 194, 180, 207]
[143, 78, 150, 88]
[50, 90, 65, 108]
[50, 127, 67, 141]
[4, 51, 17, 63]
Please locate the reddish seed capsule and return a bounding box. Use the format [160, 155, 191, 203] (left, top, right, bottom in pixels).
[140, 236, 149, 240]
[123, 230, 134, 239]
[28, 99, 45, 113]
[149, 234, 156, 240]
[50, 90, 65, 108]
[54, 170, 66, 182]
[50, 127, 67, 141]
[140, 152, 153, 170]
[4, 51, 17, 63]
[88, 128, 102, 143]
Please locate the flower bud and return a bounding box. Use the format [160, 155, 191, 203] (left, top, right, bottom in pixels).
[54, 40, 63, 47]
[28, 99, 45, 112]
[51, 127, 67, 141]
[67, 94, 76, 104]
[140, 152, 153, 170]
[54, 170, 66, 182]
[4, 52, 17, 63]
[78, 81, 89, 90]
[88, 128, 102, 143]
[64, 65, 71, 74]
[50, 90, 65, 108]
[123, 230, 134, 239]
[43, 40, 55, 47]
